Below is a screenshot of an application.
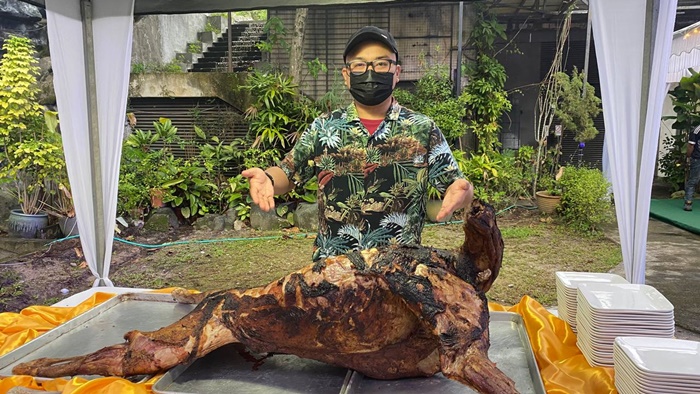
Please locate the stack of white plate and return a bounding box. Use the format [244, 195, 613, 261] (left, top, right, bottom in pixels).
[575, 283, 675, 367]
[613, 336, 700, 393]
[555, 272, 628, 332]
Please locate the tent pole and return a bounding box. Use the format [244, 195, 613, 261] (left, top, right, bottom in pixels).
[80, 0, 107, 287]
[630, 0, 659, 283]
[582, 5, 592, 96]
[455, 1, 463, 96]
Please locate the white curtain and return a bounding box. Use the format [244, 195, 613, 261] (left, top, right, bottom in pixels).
[591, 0, 677, 284]
[46, 0, 134, 287]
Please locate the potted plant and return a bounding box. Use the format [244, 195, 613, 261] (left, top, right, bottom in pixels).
[42, 181, 77, 236]
[552, 67, 602, 143]
[0, 36, 66, 238]
[535, 167, 564, 214]
[426, 185, 450, 223]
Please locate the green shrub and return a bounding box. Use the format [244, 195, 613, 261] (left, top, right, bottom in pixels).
[187, 42, 201, 54]
[456, 147, 537, 207]
[239, 69, 320, 152]
[491, 148, 536, 200]
[118, 119, 183, 217]
[393, 65, 468, 142]
[658, 132, 688, 192]
[204, 21, 221, 34]
[558, 167, 613, 234]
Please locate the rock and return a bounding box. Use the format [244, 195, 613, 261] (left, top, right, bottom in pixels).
[0, 185, 18, 233]
[193, 213, 226, 232]
[0, 1, 48, 51]
[233, 220, 245, 231]
[224, 209, 238, 228]
[0, 0, 43, 20]
[293, 202, 319, 232]
[144, 208, 180, 232]
[250, 205, 290, 231]
[154, 207, 180, 229]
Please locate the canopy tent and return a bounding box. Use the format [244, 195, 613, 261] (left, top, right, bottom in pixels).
[592, 0, 677, 284]
[20, 0, 582, 16]
[668, 20, 700, 83]
[28, 0, 677, 287]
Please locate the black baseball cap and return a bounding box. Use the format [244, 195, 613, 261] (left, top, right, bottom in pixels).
[343, 26, 399, 62]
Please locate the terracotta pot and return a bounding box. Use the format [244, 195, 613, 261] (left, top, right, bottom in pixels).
[150, 189, 166, 208]
[535, 191, 561, 214]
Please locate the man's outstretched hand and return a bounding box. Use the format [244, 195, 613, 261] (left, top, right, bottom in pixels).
[435, 179, 474, 222]
[241, 168, 275, 212]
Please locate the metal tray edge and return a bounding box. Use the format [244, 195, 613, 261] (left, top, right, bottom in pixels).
[152, 362, 196, 394]
[344, 311, 546, 394]
[0, 292, 178, 376]
[491, 311, 547, 394]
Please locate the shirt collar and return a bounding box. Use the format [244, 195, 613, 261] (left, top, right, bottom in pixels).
[347, 99, 402, 122]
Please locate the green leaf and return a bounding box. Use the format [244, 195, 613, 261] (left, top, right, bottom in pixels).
[194, 125, 206, 139]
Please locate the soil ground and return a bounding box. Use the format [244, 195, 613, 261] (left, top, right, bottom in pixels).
[0, 206, 622, 313]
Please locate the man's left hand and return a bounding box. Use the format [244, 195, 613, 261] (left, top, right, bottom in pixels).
[435, 179, 474, 222]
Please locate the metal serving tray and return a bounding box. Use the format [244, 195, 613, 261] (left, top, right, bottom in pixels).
[0, 292, 196, 379]
[153, 311, 545, 394]
[344, 312, 546, 394]
[152, 345, 353, 394]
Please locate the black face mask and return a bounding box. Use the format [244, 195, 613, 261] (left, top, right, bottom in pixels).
[349, 70, 395, 106]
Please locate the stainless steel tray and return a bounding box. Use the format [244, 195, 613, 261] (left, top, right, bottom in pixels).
[153, 311, 544, 394]
[152, 345, 353, 394]
[344, 311, 546, 394]
[0, 292, 196, 379]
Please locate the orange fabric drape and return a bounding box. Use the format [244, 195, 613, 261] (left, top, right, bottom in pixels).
[1, 292, 615, 394]
[490, 296, 616, 393]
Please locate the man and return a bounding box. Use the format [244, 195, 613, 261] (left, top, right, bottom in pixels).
[242, 26, 473, 260]
[684, 125, 700, 211]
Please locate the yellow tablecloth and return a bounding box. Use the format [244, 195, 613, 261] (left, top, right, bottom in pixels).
[0, 293, 616, 394]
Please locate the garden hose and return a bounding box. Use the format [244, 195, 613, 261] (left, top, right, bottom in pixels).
[43, 204, 536, 250]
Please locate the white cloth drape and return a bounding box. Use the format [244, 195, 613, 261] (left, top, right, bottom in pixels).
[46, 0, 134, 287]
[591, 0, 677, 284]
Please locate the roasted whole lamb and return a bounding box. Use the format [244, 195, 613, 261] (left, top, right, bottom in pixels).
[13, 201, 517, 394]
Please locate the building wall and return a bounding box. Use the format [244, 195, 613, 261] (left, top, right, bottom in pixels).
[269, 2, 475, 100]
[498, 27, 605, 169]
[132, 14, 209, 65]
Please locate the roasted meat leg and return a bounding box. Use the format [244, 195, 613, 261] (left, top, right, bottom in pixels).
[13, 201, 516, 394]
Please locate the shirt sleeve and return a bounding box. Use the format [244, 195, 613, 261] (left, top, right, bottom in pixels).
[426, 120, 465, 194]
[691, 126, 700, 145]
[278, 117, 320, 187]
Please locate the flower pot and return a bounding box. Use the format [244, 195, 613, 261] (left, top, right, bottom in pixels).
[150, 189, 166, 208]
[7, 209, 49, 238]
[535, 191, 561, 214]
[58, 216, 79, 237]
[426, 199, 452, 223]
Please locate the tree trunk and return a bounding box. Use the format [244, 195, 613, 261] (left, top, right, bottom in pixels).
[289, 8, 308, 87]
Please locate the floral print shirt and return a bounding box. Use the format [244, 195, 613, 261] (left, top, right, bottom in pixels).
[280, 101, 464, 261]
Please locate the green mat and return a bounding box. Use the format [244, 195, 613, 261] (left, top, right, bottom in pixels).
[649, 198, 700, 235]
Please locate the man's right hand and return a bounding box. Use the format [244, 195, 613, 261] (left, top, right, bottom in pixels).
[241, 168, 275, 212]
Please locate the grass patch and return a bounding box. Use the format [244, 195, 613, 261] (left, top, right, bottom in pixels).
[0, 270, 24, 310]
[110, 210, 622, 309]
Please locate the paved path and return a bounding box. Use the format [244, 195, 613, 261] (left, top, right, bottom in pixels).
[608, 217, 700, 340]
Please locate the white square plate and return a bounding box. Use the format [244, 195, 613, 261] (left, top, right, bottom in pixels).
[615, 336, 700, 377]
[577, 283, 674, 313]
